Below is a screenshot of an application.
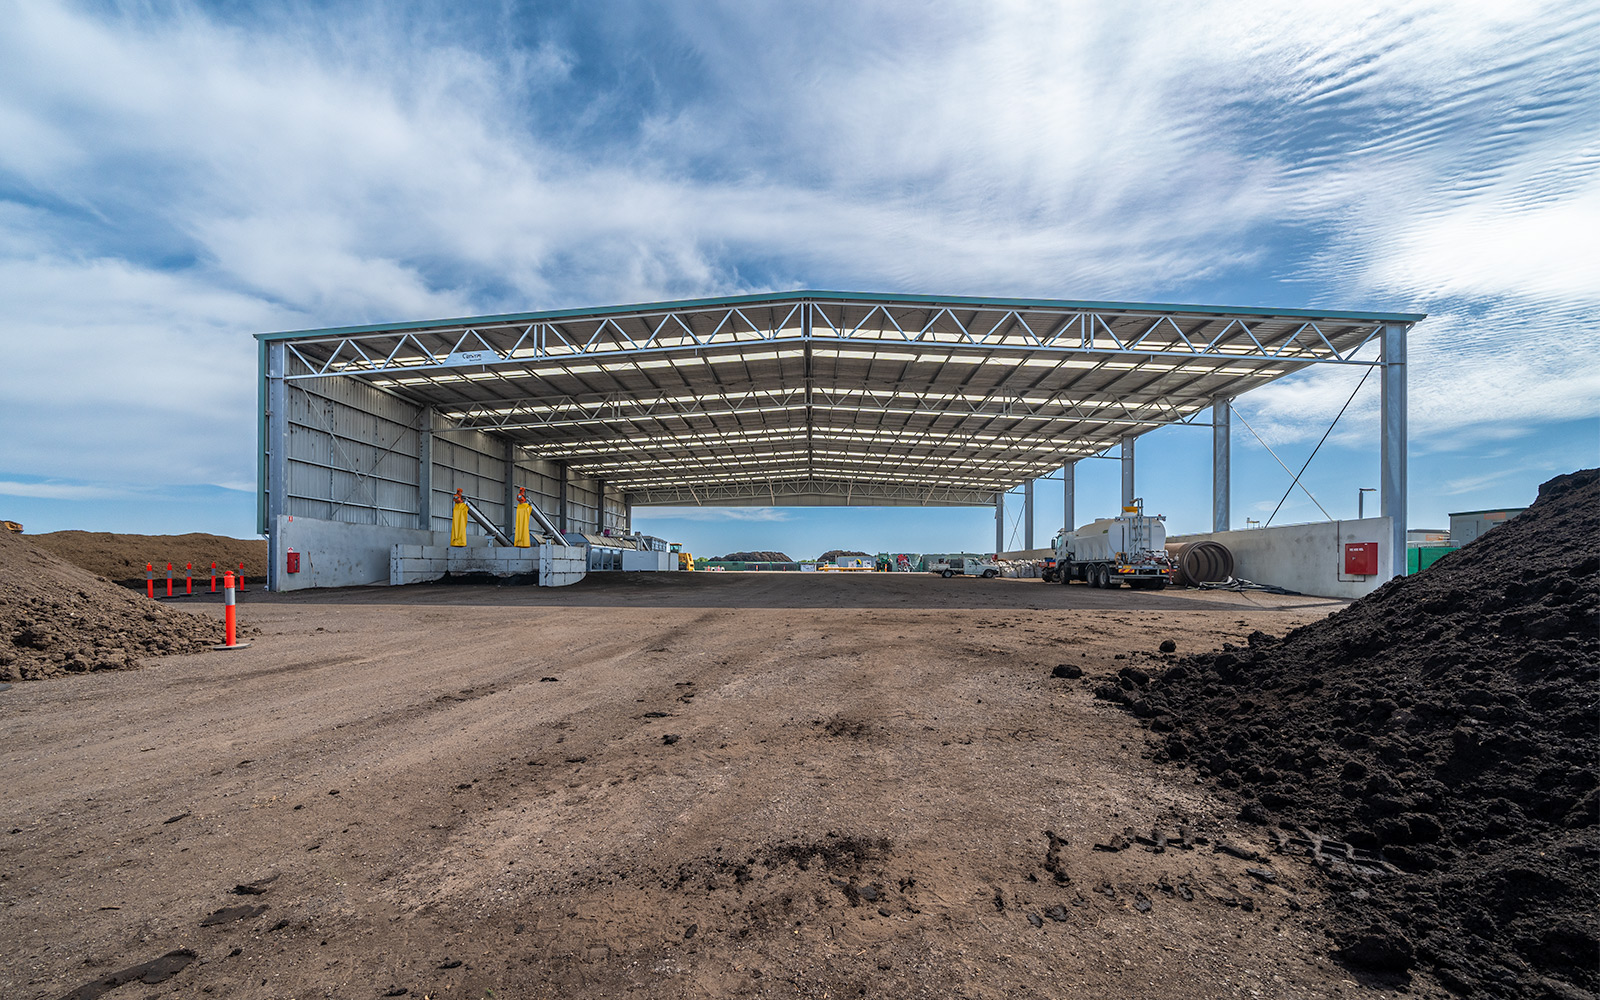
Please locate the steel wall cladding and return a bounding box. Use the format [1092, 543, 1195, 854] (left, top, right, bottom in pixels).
[431, 430, 509, 531]
[285, 380, 423, 527]
[281, 375, 627, 543]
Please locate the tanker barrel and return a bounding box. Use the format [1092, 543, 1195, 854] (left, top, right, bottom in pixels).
[1165, 540, 1234, 586]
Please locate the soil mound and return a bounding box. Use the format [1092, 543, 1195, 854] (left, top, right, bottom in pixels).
[714, 550, 793, 563]
[25, 530, 267, 589]
[0, 531, 221, 681]
[818, 549, 870, 563]
[1100, 469, 1599, 998]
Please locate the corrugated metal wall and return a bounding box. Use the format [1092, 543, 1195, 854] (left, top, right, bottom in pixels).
[512, 457, 561, 530]
[603, 489, 627, 532]
[429, 429, 507, 533]
[284, 379, 422, 526]
[281, 377, 624, 537]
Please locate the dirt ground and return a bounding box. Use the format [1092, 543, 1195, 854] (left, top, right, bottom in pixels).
[0, 573, 1440, 999]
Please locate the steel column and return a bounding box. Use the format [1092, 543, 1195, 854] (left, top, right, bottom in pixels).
[1121, 435, 1136, 507]
[503, 439, 517, 539]
[624, 499, 633, 533]
[1062, 460, 1076, 535]
[558, 463, 569, 535]
[1213, 399, 1231, 533]
[1381, 322, 1408, 578]
[995, 492, 1004, 554]
[265, 342, 287, 591]
[1023, 479, 1034, 550]
[417, 407, 434, 530]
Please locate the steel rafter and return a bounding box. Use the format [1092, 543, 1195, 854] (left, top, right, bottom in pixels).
[261, 291, 1419, 507]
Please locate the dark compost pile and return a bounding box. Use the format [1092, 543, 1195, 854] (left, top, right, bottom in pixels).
[0, 529, 221, 681]
[1102, 468, 1599, 999]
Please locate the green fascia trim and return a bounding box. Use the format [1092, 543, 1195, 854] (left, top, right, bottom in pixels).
[256, 338, 267, 536]
[255, 289, 1427, 342]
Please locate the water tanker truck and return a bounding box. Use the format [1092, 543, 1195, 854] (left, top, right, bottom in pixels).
[1045, 501, 1173, 589]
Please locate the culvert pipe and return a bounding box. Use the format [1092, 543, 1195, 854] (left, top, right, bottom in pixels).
[1165, 540, 1234, 586]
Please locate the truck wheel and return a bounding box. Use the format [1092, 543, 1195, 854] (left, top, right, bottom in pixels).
[941, 569, 954, 578]
[982, 569, 997, 579]
[1088, 566, 1101, 588]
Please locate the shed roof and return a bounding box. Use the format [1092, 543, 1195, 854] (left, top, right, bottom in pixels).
[261, 290, 1421, 507]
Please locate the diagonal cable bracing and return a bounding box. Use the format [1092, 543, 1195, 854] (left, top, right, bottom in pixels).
[1263, 364, 1375, 527]
[1229, 406, 1335, 521]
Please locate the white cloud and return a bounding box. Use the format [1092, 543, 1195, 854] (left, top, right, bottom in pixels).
[0, 480, 109, 500]
[0, 0, 1595, 506]
[634, 507, 793, 523]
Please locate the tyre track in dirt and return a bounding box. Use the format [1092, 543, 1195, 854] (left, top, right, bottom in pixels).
[2, 582, 1404, 999]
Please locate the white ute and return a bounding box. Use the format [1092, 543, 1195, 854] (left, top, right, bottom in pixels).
[927, 554, 1000, 579]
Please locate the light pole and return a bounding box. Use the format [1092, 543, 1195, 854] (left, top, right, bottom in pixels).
[1358, 487, 1375, 519]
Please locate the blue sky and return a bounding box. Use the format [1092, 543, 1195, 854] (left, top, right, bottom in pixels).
[1, 0, 1596, 559]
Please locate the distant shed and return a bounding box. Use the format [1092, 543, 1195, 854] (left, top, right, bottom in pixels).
[1449, 508, 1526, 547]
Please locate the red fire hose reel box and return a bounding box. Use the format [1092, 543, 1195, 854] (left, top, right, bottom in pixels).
[286, 549, 301, 574]
[1344, 542, 1378, 576]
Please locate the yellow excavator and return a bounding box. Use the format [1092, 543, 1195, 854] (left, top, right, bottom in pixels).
[1, 521, 22, 534]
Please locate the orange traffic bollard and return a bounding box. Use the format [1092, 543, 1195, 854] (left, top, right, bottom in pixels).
[238, 562, 245, 590]
[211, 572, 250, 651]
[165, 562, 173, 598]
[185, 562, 192, 596]
[145, 562, 154, 599]
[210, 562, 217, 593]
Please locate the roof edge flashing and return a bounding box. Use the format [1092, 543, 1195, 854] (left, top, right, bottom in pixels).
[256, 289, 1426, 342]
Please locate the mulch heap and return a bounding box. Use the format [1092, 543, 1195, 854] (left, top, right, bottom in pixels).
[23, 529, 267, 590]
[1098, 468, 1598, 999]
[0, 530, 221, 682]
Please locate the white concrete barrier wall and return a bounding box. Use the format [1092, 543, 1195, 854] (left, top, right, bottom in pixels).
[275, 515, 439, 591]
[390, 541, 588, 587]
[272, 516, 590, 589]
[621, 550, 674, 571]
[1169, 516, 1393, 600]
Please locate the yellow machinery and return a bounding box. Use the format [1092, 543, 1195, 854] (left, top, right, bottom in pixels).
[1, 521, 21, 533]
[670, 542, 694, 571]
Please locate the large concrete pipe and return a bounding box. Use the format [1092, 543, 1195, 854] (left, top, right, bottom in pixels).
[1165, 540, 1234, 586]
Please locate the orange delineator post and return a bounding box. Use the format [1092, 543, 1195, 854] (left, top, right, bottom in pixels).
[165, 562, 173, 598]
[210, 562, 217, 593]
[237, 562, 245, 590]
[223, 572, 237, 646]
[145, 562, 154, 599]
[185, 562, 192, 596]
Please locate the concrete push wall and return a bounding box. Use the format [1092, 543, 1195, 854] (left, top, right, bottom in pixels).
[621, 550, 674, 572]
[1169, 516, 1393, 600]
[390, 542, 586, 587]
[273, 515, 585, 589]
[273, 515, 438, 591]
